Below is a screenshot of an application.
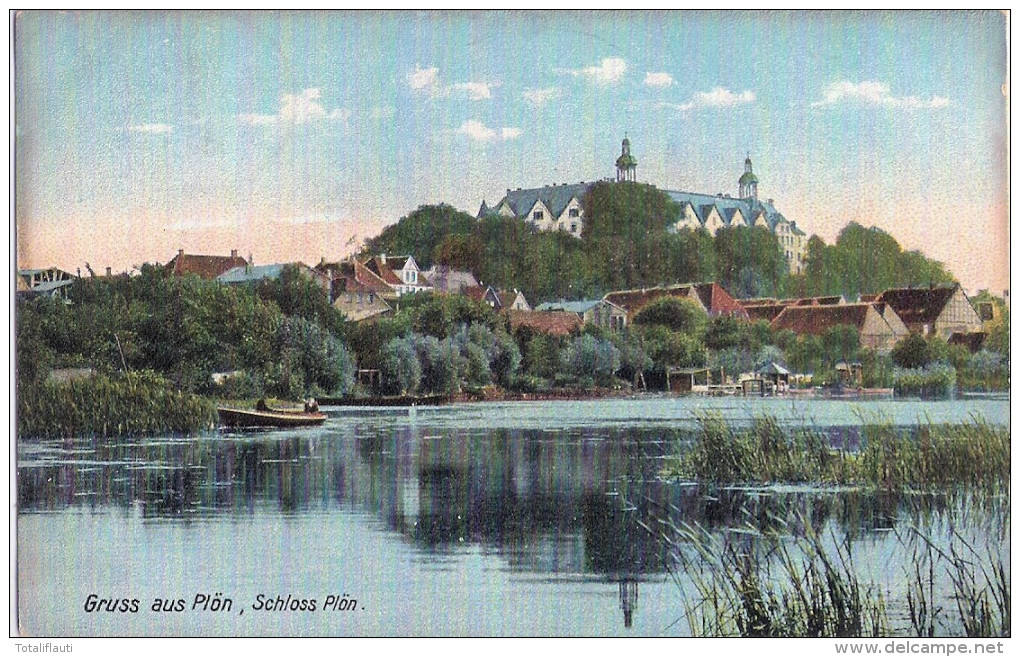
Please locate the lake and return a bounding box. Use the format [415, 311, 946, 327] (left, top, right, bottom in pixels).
[16, 396, 1010, 636]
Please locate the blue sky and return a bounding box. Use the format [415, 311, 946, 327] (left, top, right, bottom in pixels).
[15, 10, 1009, 291]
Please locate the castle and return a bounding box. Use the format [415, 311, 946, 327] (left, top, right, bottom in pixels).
[477, 138, 807, 274]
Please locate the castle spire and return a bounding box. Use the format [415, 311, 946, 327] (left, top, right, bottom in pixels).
[739, 153, 759, 200]
[616, 134, 637, 182]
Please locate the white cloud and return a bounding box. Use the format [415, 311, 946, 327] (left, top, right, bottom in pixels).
[448, 82, 494, 101]
[811, 80, 951, 109]
[656, 87, 756, 112]
[238, 87, 348, 126]
[127, 123, 173, 134]
[644, 72, 673, 88]
[522, 87, 562, 108]
[456, 120, 520, 143]
[407, 65, 494, 101]
[555, 57, 628, 85]
[407, 65, 440, 91]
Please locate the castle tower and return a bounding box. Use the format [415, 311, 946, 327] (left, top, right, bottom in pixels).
[616, 135, 637, 182]
[738, 153, 759, 200]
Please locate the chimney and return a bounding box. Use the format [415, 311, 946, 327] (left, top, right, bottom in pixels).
[380, 253, 386, 265]
[178, 248, 184, 257]
[231, 249, 238, 258]
[105, 267, 112, 277]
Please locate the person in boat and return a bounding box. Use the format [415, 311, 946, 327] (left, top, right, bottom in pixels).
[256, 398, 269, 412]
[304, 398, 319, 413]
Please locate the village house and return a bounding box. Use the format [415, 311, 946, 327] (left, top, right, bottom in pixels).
[875, 284, 983, 340]
[362, 254, 432, 296]
[166, 249, 249, 279]
[505, 309, 583, 337]
[603, 282, 748, 321]
[534, 299, 627, 332]
[316, 259, 395, 321]
[497, 289, 531, 312]
[478, 140, 807, 274]
[770, 302, 909, 352]
[740, 295, 846, 323]
[216, 262, 331, 294]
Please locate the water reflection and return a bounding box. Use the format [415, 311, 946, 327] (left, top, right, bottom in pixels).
[17, 413, 1009, 635]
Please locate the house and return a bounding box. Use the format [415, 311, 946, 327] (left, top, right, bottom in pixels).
[362, 254, 432, 296]
[742, 303, 788, 324]
[875, 284, 983, 340]
[603, 282, 748, 320]
[217, 262, 331, 294]
[166, 249, 249, 279]
[770, 302, 909, 352]
[496, 289, 531, 312]
[331, 277, 393, 323]
[460, 285, 502, 309]
[481, 182, 589, 236]
[505, 309, 583, 337]
[425, 266, 479, 294]
[534, 299, 627, 331]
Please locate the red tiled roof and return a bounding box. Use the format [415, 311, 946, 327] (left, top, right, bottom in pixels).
[167, 252, 248, 279]
[693, 283, 749, 318]
[363, 256, 403, 286]
[771, 303, 875, 335]
[745, 304, 787, 323]
[859, 293, 880, 303]
[506, 310, 583, 336]
[876, 285, 961, 327]
[460, 285, 490, 303]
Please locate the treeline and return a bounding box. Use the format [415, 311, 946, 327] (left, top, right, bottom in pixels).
[17, 265, 356, 432]
[365, 183, 955, 304]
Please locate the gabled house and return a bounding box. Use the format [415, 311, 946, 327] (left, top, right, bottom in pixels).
[480, 182, 589, 236]
[875, 284, 982, 339]
[460, 285, 502, 309]
[535, 299, 627, 331]
[770, 302, 909, 352]
[166, 249, 249, 279]
[603, 282, 748, 321]
[331, 277, 393, 323]
[363, 254, 432, 296]
[497, 288, 531, 312]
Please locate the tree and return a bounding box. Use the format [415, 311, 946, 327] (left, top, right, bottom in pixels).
[563, 335, 621, 386]
[704, 314, 745, 351]
[632, 297, 708, 335]
[364, 204, 478, 269]
[714, 225, 788, 298]
[380, 336, 422, 395]
[433, 233, 484, 273]
[890, 333, 934, 370]
[822, 325, 860, 367]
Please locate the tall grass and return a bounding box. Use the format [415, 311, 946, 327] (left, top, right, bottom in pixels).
[18, 369, 214, 439]
[666, 414, 1009, 492]
[670, 522, 887, 637]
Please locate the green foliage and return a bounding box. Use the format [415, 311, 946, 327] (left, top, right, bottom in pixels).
[277, 317, 355, 396]
[380, 336, 422, 395]
[800, 224, 955, 298]
[894, 363, 957, 398]
[890, 333, 934, 369]
[713, 226, 788, 298]
[633, 297, 708, 335]
[522, 333, 562, 380]
[640, 325, 706, 371]
[19, 370, 214, 439]
[821, 324, 860, 367]
[255, 265, 345, 337]
[433, 233, 484, 273]
[562, 334, 621, 387]
[364, 203, 478, 270]
[704, 314, 745, 351]
[409, 293, 496, 339]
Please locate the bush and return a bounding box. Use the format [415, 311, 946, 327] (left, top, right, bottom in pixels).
[894, 362, 957, 398]
[891, 334, 934, 370]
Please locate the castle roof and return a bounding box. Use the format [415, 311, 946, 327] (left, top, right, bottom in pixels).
[489, 183, 591, 219]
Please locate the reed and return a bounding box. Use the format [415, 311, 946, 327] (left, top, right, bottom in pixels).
[18, 370, 214, 439]
[666, 414, 1009, 492]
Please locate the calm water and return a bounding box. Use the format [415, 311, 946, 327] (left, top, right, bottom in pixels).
[16, 396, 1010, 636]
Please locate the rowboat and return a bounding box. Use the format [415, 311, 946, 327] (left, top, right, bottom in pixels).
[217, 406, 327, 428]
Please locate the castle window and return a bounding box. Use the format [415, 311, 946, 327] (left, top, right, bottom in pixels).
[569, 207, 580, 218]
[533, 211, 544, 221]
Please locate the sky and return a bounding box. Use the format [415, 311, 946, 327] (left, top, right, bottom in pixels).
[14, 10, 1010, 292]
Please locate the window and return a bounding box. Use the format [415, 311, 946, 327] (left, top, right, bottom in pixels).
[357, 293, 363, 304]
[569, 207, 580, 218]
[369, 293, 376, 303]
[570, 224, 578, 233]
[533, 211, 544, 221]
